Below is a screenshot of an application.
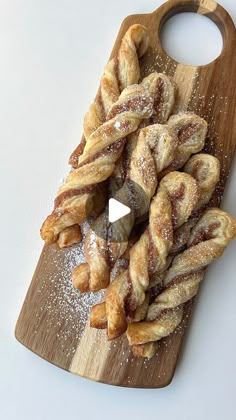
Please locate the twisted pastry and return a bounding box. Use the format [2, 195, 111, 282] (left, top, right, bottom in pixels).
[99, 172, 200, 339]
[73, 113, 206, 292]
[41, 81, 154, 245]
[169, 153, 221, 256]
[127, 208, 236, 352]
[160, 112, 208, 177]
[184, 153, 220, 212]
[89, 153, 220, 332]
[69, 24, 150, 167]
[110, 70, 177, 190]
[153, 153, 221, 272]
[56, 25, 150, 247]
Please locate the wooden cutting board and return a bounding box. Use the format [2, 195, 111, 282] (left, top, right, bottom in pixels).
[15, 0, 236, 388]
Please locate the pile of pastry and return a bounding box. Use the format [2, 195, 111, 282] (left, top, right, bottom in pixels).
[41, 24, 236, 358]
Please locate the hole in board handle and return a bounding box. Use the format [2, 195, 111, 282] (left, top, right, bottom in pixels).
[160, 12, 223, 66]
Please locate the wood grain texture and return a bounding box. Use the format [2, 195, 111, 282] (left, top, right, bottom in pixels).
[15, 0, 236, 388]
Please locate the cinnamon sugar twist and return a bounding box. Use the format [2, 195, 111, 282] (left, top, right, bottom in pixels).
[69, 24, 150, 168]
[109, 69, 178, 190]
[127, 208, 236, 353]
[169, 153, 221, 256]
[150, 153, 221, 280]
[72, 113, 206, 292]
[94, 172, 200, 340]
[161, 112, 208, 176]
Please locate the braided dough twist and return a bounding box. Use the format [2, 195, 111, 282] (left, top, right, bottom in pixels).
[127, 208, 236, 351]
[157, 153, 221, 267]
[110, 70, 177, 189]
[69, 24, 150, 167]
[160, 113, 208, 176]
[97, 172, 200, 340]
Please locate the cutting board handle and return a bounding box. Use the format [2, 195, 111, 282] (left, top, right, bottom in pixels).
[152, 0, 236, 62]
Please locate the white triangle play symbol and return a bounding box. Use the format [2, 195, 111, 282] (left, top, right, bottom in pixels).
[108, 198, 131, 223]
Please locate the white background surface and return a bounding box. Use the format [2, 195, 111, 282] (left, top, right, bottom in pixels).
[1, 1, 236, 419]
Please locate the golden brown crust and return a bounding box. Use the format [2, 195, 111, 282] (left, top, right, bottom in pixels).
[105, 271, 130, 340]
[132, 342, 158, 359]
[57, 225, 82, 249]
[127, 308, 183, 345]
[72, 264, 91, 293]
[90, 303, 107, 329]
[130, 293, 150, 322]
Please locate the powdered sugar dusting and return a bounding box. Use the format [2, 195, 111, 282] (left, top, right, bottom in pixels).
[34, 221, 105, 358]
[114, 121, 121, 129]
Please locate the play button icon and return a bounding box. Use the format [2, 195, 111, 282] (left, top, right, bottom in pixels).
[108, 198, 131, 223]
[85, 177, 148, 243]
